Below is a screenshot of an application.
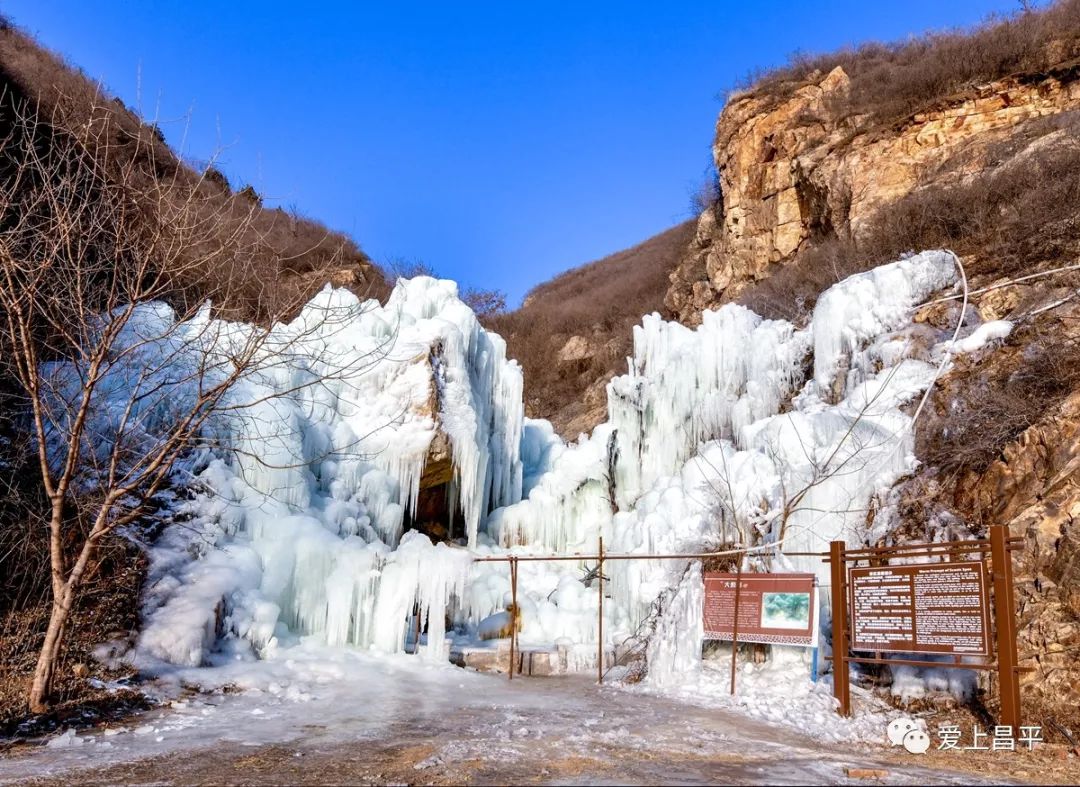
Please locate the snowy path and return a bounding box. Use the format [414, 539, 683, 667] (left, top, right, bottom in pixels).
[1, 659, 1009, 786]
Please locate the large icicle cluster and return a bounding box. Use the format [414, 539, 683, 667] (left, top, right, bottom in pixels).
[471, 250, 966, 662]
[84, 248, 999, 678]
[129, 278, 521, 667]
[609, 306, 810, 505]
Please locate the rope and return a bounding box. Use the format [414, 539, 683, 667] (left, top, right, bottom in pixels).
[921, 258, 1080, 307]
[908, 250, 969, 429]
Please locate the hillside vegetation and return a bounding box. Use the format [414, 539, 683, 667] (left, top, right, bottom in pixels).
[0, 18, 383, 729]
[0, 18, 384, 320]
[738, 0, 1080, 124]
[488, 220, 694, 436]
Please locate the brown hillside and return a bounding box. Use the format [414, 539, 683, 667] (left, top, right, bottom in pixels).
[735, 0, 1080, 126]
[0, 18, 384, 729]
[487, 220, 694, 437]
[0, 17, 385, 321]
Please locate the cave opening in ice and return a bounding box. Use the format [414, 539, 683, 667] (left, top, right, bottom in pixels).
[80, 251, 993, 683]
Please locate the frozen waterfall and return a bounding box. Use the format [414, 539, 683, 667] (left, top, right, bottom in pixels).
[79, 251, 986, 675]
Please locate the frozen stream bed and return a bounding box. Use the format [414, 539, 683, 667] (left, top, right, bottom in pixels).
[1, 656, 1012, 786]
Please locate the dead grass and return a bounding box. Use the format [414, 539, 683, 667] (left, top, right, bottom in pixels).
[0, 18, 385, 323]
[0, 533, 149, 735]
[487, 221, 695, 430]
[917, 323, 1080, 478]
[737, 0, 1080, 125]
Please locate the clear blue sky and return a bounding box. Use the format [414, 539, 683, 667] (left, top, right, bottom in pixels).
[6, 1, 1018, 305]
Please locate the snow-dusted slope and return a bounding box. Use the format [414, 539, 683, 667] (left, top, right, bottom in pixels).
[85, 252, 989, 680]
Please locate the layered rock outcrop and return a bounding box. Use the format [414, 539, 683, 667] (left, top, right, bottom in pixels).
[663, 55, 1080, 722]
[666, 64, 1080, 322]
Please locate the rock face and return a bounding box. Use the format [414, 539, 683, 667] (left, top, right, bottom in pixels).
[661, 54, 1080, 722]
[556, 335, 596, 366]
[410, 346, 464, 542]
[958, 361, 1080, 712]
[666, 65, 1080, 322]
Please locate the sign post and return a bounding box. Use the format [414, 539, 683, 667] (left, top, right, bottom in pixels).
[703, 572, 818, 646]
[990, 526, 1021, 732]
[703, 569, 819, 696]
[730, 561, 741, 695]
[829, 540, 851, 716]
[828, 532, 1023, 728]
[848, 562, 990, 655]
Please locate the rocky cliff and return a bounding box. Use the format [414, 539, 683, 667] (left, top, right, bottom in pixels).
[666, 64, 1080, 321]
[666, 55, 1080, 723]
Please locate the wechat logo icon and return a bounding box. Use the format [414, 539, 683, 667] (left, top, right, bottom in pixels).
[887, 717, 930, 754]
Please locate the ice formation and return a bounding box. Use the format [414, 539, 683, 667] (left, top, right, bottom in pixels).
[482, 250, 964, 654]
[123, 278, 522, 666]
[59, 250, 1000, 685]
[946, 319, 1013, 354]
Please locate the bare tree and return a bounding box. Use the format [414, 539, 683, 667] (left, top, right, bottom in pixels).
[0, 95, 386, 711]
[386, 256, 507, 319]
[460, 286, 507, 320]
[696, 359, 916, 563]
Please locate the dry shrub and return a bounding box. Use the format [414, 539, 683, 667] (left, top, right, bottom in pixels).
[688, 165, 722, 220]
[384, 258, 506, 318]
[736, 237, 870, 322]
[738, 0, 1080, 125]
[918, 329, 1080, 477]
[487, 221, 695, 425]
[0, 407, 148, 729]
[461, 287, 506, 319]
[0, 534, 149, 734]
[738, 116, 1080, 322]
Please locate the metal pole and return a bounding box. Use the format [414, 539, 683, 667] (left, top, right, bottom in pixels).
[990, 526, 1021, 731]
[730, 556, 742, 695]
[472, 548, 831, 564]
[829, 540, 851, 716]
[597, 536, 604, 684]
[508, 556, 518, 681]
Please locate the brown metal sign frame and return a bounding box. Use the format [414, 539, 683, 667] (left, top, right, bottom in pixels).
[827, 527, 1023, 731]
[847, 561, 991, 655]
[703, 571, 818, 647]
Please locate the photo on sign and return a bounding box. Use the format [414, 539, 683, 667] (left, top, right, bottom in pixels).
[760, 591, 811, 630]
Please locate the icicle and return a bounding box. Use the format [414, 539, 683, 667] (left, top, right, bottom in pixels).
[126, 251, 966, 675]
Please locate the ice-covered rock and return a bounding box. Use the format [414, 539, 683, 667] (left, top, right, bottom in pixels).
[60, 252, 976, 677]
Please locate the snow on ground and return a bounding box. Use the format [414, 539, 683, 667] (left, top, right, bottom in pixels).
[627, 649, 898, 745]
[31, 249, 1016, 761]
[945, 319, 1014, 354]
[6, 649, 490, 778]
[1, 662, 998, 787]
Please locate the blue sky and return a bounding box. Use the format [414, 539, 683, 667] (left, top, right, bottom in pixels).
[6, 1, 1018, 305]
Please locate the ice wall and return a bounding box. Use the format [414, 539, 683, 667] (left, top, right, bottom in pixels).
[83, 250, 984, 675]
[129, 278, 522, 666]
[474, 250, 966, 661]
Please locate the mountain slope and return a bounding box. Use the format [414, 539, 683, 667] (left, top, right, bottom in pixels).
[0, 17, 385, 319]
[488, 220, 695, 437]
[663, 0, 1080, 724]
